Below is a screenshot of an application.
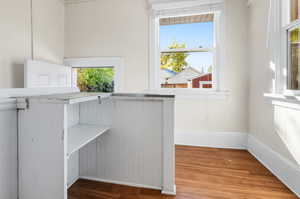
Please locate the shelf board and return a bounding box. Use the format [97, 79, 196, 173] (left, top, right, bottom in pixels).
[26, 92, 112, 104]
[68, 124, 110, 156]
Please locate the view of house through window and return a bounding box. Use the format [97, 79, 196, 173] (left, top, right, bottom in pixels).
[160, 13, 215, 89]
[72, 68, 114, 92]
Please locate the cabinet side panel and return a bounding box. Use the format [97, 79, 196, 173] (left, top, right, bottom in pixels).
[80, 99, 163, 188]
[67, 151, 79, 187]
[0, 108, 17, 199]
[67, 104, 80, 187]
[162, 99, 175, 194]
[19, 102, 66, 199]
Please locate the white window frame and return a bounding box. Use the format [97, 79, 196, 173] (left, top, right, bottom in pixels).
[279, 0, 300, 95]
[149, 2, 224, 93]
[64, 57, 125, 92]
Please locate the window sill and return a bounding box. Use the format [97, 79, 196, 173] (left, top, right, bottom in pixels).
[264, 93, 300, 104]
[144, 89, 230, 100]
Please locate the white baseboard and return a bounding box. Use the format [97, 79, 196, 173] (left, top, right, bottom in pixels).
[79, 176, 162, 191]
[175, 131, 248, 149]
[247, 135, 300, 198]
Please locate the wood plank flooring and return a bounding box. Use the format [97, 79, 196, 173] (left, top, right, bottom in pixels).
[68, 145, 298, 199]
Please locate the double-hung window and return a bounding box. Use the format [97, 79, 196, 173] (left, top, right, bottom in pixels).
[285, 0, 300, 90]
[160, 13, 216, 89]
[150, 2, 224, 92]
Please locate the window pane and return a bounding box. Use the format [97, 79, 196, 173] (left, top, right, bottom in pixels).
[291, 0, 300, 22]
[160, 15, 214, 49]
[288, 26, 300, 90]
[159, 14, 215, 89]
[73, 68, 114, 92]
[160, 52, 213, 89]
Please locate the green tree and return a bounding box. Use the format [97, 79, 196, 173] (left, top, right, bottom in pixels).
[161, 42, 189, 72]
[207, 65, 213, 73]
[77, 68, 114, 92]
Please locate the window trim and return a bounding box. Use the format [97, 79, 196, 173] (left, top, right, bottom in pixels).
[149, 5, 224, 93]
[64, 57, 125, 92]
[285, 20, 300, 93]
[281, 1, 300, 95]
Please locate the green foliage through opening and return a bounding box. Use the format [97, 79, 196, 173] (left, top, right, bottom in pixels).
[77, 68, 114, 93]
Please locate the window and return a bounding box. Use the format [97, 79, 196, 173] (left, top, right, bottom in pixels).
[287, 0, 300, 90]
[72, 67, 114, 92]
[150, 4, 223, 92]
[159, 14, 215, 89]
[64, 57, 124, 92]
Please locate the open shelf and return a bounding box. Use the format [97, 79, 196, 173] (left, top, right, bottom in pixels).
[67, 124, 110, 157]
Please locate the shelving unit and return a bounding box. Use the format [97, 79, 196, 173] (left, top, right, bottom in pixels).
[18, 92, 175, 199]
[18, 92, 113, 199]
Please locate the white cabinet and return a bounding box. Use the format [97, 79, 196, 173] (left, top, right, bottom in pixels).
[0, 99, 18, 199]
[18, 92, 175, 199]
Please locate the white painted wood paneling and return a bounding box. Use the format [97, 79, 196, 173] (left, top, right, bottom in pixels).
[79, 98, 166, 189]
[0, 103, 17, 199]
[18, 93, 175, 197]
[19, 102, 67, 199]
[24, 60, 72, 88]
[79, 99, 113, 126]
[273, 103, 300, 165]
[67, 104, 79, 128]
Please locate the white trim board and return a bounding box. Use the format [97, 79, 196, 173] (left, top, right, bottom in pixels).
[247, 135, 300, 198]
[175, 131, 248, 149]
[64, 57, 125, 92]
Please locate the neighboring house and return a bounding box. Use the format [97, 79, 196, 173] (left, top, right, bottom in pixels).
[160, 68, 177, 84]
[192, 73, 212, 88]
[161, 67, 202, 88]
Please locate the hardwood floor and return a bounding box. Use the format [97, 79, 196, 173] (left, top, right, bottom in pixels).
[68, 145, 298, 199]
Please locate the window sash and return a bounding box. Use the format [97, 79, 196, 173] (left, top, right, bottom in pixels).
[149, 8, 222, 91]
[286, 21, 300, 90]
[158, 13, 218, 90]
[160, 48, 214, 53]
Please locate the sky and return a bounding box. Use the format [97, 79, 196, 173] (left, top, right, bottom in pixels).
[160, 22, 214, 72]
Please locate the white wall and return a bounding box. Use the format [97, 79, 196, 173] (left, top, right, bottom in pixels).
[0, 0, 31, 88]
[65, 0, 149, 92]
[248, 0, 297, 163]
[65, 0, 249, 138]
[0, 0, 65, 88]
[32, 0, 65, 64]
[176, 0, 248, 136]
